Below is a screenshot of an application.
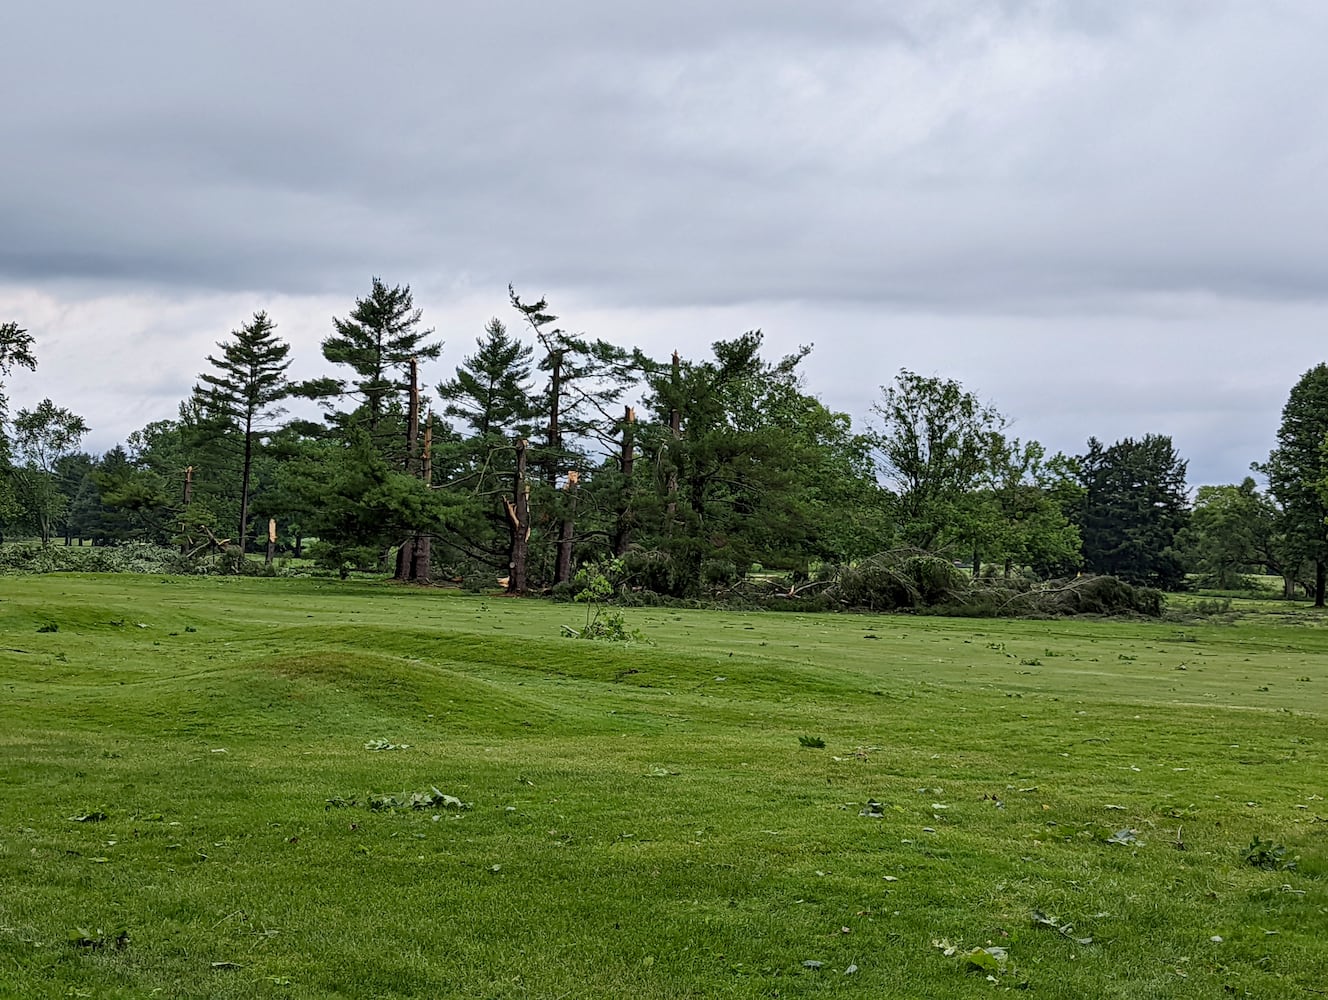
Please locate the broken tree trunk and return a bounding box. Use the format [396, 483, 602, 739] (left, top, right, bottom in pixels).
[545, 349, 563, 488]
[664, 351, 681, 532]
[395, 359, 425, 582]
[413, 413, 433, 583]
[613, 406, 635, 556]
[554, 470, 580, 584]
[504, 438, 531, 594]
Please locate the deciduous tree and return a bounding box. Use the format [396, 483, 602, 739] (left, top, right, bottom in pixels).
[11, 398, 89, 544]
[870, 371, 1006, 551]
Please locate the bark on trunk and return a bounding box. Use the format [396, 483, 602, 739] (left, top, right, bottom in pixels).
[554, 471, 579, 584]
[238, 417, 253, 554]
[1317, 558, 1326, 609]
[396, 360, 426, 582]
[415, 414, 433, 583]
[505, 438, 530, 594]
[181, 466, 194, 555]
[664, 352, 681, 531]
[546, 350, 562, 488]
[613, 406, 635, 556]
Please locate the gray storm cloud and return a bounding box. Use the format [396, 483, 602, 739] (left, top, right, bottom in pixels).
[1, 1, 1325, 482]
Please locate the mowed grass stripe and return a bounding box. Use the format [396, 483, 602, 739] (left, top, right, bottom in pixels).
[1, 573, 1325, 997]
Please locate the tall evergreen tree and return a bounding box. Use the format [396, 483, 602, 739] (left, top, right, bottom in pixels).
[314, 278, 442, 450]
[1076, 434, 1189, 589]
[194, 311, 292, 552]
[436, 318, 535, 440]
[1263, 363, 1328, 606]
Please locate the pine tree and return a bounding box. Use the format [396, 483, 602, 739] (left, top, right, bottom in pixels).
[1076, 434, 1189, 588]
[319, 278, 442, 447]
[436, 318, 534, 440]
[194, 311, 292, 553]
[1264, 363, 1328, 606]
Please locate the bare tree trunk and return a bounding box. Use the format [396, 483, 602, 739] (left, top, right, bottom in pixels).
[396, 359, 422, 581]
[505, 438, 530, 594]
[266, 518, 276, 566]
[181, 466, 194, 555]
[665, 351, 681, 531]
[405, 357, 419, 470]
[1317, 558, 1326, 609]
[546, 349, 562, 488]
[613, 406, 635, 556]
[414, 414, 433, 583]
[238, 417, 253, 554]
[554, 470, 579, 584]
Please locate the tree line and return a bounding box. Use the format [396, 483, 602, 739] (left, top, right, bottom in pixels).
[3, 287, 1328, 607]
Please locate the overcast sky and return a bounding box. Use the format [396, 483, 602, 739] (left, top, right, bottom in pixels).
[3, 1, 1326, 485]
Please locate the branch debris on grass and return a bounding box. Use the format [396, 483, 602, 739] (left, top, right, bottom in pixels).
[1031, 909, 1094, 946]
[364, 739, 410, 751]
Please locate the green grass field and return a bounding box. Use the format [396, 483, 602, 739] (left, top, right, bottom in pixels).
[2, 575, 1325, 998]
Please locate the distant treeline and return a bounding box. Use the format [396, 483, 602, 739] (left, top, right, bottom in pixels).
[2, 288, 1327, 607]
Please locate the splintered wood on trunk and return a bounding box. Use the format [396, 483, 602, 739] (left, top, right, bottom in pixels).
[613, 406, 635, 556]
[505, 438, 531, 594]
[554, 470, 580, 584]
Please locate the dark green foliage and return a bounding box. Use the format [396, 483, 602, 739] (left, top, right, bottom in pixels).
[871, 370, 1005, 550]
[310, 277, 441, 449]
[0, 321, 37, 376]
[1244, 835, 1296, 871]
[830, 552, 968, 611]
[283, 431, 455, 574]
[1076, 435, 1189, 589]
[192, 311, 292, 551]
[828, 552, 1162, 618]
[9, 398, 90, 544]
[1184, 478, 1281, 590]
[0, 541, 199, 575]
[437, 317, 535, 440]
[1263, 363, 1328, 606]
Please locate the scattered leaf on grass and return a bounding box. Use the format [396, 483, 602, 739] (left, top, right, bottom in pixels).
[801, 960, 823, 969]
[1106, 829, 1139, 846]
[211, 961, 243, 970]
[364, 739, 410, 751]
[368, 787, 470, 812]
[1244, 836, 1296, 871]
[859, 800, 885, 818]
[798, 735, 826, 748]
[1031, 909, 1093, 946]
[68, 811, 108, 823]
[68, 927, 128, 950]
